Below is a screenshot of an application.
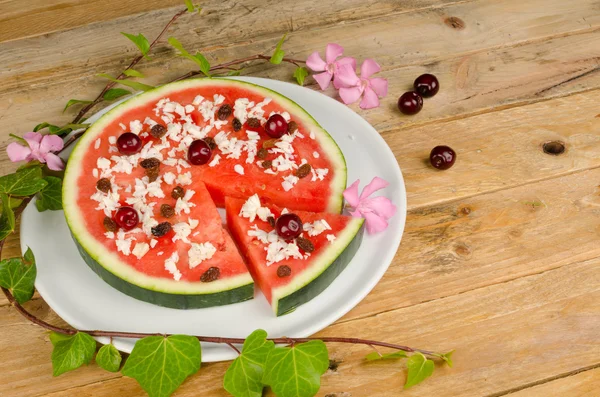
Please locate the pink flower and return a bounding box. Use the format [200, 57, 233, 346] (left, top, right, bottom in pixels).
[343, 177, 396, 234]
[7, 132, 64, 171]
[336, 59, 388, 109]
[306, 43, 356, 90]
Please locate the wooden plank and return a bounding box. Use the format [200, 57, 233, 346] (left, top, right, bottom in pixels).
[501, 367, 600, 397]
[5, 256, 599, 396]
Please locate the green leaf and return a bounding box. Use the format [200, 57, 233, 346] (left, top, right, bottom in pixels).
[226, 70, 242, 76]
[36, 176, 63, 212]
[0, 247, 36, 304]
[123, 69, 145, 78]
[404, 352, 435, 389]
[0, 193, 15, 241]
[365, 350, 408, 361]
[0, 166, 47, 196]
[168, 37, 211, 77]
[270, 33, 287, 65]
[122, 335, 201, 397]
[103, 88, 131, 101]
[49, 332, 73, 346]
[121, 32, 151, 58]
[16, 160, 41, 172]
[293, 66, 309, 86]
[97, 73, 154, 92]
[263, 340, 329, 397]
[8, 197, 23, 209]
[96, 344, 122, 372]
[224, 329, 275, 397]
[184, 0, 200, 12]
[63, 99, 92, 113]
[440, 350, 454, 367]
[9, 133, 27, 145]
[33, 122, 60, 134]
[51, 332, 97, 376]
[50, 123, 89, 136]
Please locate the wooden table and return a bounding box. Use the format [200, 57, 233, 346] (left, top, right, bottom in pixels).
[1, 0, 599, 396]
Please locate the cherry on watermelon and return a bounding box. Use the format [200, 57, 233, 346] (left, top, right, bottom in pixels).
[276, 213, 303, 239]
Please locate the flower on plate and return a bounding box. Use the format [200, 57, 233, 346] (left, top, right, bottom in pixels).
[343, 177, 396, 234]
[306, 43, 356, 90]
[7, 132, 64, 171]
[336, 59, 388, 109]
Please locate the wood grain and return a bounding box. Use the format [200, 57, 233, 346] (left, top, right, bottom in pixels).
[503, 367, 600, 397]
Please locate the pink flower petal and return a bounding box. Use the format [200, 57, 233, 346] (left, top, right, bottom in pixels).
[360, 196, 397, 219]
[306, 51, 327, 72]
[339, 86, 363, 105]
[343, 179, 361, 208]
[312, 71, 334, 90]
[335, 64, 361, 88]
[40, 134, 64, 153]
[360, 59, 381, 79]
[336, 56, 357, 69]
[359, 176, 389, 200]
[44, 153, 64, 171]
[359, 86, 380, 109]
[369, 77, 388, 97]
[362, 211, 389, 234]
[6, 143, 32, 162]
[325, 43, 344, 64]
[23, 132, 43, 144]
[349, 208, 362, 218]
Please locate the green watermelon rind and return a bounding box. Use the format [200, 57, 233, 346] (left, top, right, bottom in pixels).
[273, 217, 365, 316]
[63, 78, 346, 305]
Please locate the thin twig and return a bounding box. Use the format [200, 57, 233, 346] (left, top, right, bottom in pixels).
[226, 342, 241, 355]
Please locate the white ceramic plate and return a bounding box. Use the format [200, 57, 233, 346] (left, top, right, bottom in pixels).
[20, 77, 406, 362]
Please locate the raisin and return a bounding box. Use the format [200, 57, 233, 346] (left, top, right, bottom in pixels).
[296, 237, 315, 253]
[96, 178, 111, 193]
[203, 137, 217, 150]
[262, 160, 272, 169]
[287, 121, 298, 134]
[140, 157, 160, 169]
[296, 163, 311, 179]
[160, 204, 175, 218]
[151, 222, 172, 237]
[262, 139, 277, 149]
[145, 166, 160, 182]
[277, 265, 292, 278]
[150, 124, 167, 138]
[171, 186, 185, 199]
[200, 267, 220, 282]
[217, 104, 232, 120]
[232, 118, 242, 131]
[246, 118, 261, 128]
[257, 148, 268, 160]
[103, 216, 117, 232]
[267, 216, 276, 228]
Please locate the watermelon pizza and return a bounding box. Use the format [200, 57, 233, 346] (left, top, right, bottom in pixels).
[63, 78, 364, 314]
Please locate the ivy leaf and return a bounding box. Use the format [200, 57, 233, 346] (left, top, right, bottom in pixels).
[122, 335, 201, 397]
[63, 99, 92, 113]
[224, 329, 275, 397]
[121, 32, 151, 59]
[270, 33, 287, 65]
[0, 166, 47, 196]
[365, 350, 408, 361]
[36, 176, 63, 212]
[96, 344, 122, 372]
[123, 69, 145, 78]
[293, 66, 309, 86]
[0, 193, 15, 241]
[263, 340, 329, 397]
[103, 88, 131, 101]
[97, 73, 154, 92]
[51, 332, 97, 376]
[168, 37, 211, 77]
[8, 197, 23, 209]
[184, 0, 201, 12]
[439, 350, 454, 367]
[50, 123, 89, 136]
[9, 133, 27, 145]
[0, 247, 36, 304]
[33, 122, 60, 134]
[49, 332, 72, 346]
[404, 352, 435, 389]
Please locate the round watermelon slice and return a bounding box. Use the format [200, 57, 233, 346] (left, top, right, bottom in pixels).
[63, 78, 348, 309]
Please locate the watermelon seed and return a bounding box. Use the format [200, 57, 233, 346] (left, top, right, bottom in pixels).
[296, 237, 315, 253]
[171, 186, 185, 199]
[232, 118, 242, 131]
[277, 265, 292, 278]
[96, 178, 112, 193]
[160, 204, 175, 218]
[296, 163, 312, 179]
[149, 124, 167, 138]
[217, 104, 232, 120]
[151, 222, 172, 237]
[200, 267, 220, 282]
[103, 216, 118, 232]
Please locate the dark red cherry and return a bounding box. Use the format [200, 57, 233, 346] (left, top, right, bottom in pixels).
[188, 139, 212, 165]
[114, 206, 139, 230]
[398, 91, 423, 115]
[429, 146, 456, 170]
[265, 114, 288, 138]
[117, 132, 142, 155]
[276, 213, 303, 239]
[414, 74, 439, 98]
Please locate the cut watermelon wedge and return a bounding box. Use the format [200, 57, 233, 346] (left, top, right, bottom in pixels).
[226, 196, 364, 316]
